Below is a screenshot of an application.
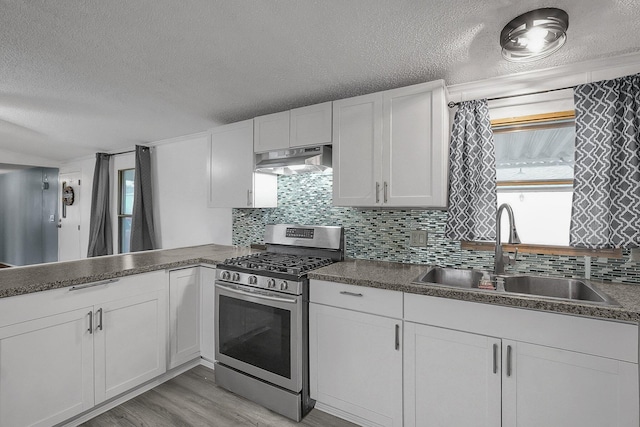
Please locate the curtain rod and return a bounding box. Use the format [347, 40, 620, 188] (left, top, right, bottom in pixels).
[109, 149, 135, 156]
[447, 85, 575, 108]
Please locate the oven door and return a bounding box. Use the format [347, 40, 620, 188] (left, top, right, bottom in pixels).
[215, 281, 303, 392]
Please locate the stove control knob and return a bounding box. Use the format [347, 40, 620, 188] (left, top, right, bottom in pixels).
[232, 272, 240, 281]
[221, 271, 230, 280]
[248, 275, 257, 285]
[267, 279, 276, 289]
[280, 281, 288, 291]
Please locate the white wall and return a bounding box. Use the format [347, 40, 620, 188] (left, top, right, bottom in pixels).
[59, 132, 232, 260]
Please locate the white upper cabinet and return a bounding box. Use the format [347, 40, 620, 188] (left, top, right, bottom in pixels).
[333, 80, 449, 208]
[209, 119, 277, 208]
[332, 92, 383, 206]
[290, 101, 332, 148]
[254, 111, 291, 152]
[254, 102, 333, 152]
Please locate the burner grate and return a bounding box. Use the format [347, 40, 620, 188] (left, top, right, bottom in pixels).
[222, 253, 334, 275]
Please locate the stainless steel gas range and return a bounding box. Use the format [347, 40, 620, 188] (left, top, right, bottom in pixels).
[214, 224, 344, 421]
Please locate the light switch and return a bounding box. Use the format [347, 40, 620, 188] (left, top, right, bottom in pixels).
[410, 230, 428, 248]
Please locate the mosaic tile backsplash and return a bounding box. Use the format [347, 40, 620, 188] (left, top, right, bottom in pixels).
[232, 174, 640, 285]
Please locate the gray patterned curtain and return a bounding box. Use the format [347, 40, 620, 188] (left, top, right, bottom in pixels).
[87, 153, 113, 257]
[570, 74, 640, 249]
[130, 145, 157, 252]
[445, 99, 497, 241]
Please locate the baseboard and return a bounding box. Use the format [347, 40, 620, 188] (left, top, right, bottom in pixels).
[200, 357, 216, 370]
[59, 358, 201, 427]
[314, 401, 376, 427]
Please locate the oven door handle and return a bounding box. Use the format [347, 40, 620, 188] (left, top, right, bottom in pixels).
[215, 283, 298, 304]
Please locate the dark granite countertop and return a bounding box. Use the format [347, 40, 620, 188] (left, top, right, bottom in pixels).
[308, 259, 640, 323]
[0, 244, 257, 299]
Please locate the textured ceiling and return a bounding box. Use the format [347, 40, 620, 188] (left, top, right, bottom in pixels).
[1, 0, 639, 163]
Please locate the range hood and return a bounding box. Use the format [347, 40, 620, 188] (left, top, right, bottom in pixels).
[255, 145, 332, 175]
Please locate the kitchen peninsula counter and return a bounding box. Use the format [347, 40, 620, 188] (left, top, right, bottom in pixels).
[308, 258, 640, 323]
[0, 244, 257, 299]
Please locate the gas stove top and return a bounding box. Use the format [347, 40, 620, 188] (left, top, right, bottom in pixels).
[222, 252, 334, 276]
[216, 224, 344, 295]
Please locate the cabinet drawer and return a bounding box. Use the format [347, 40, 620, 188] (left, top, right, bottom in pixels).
[310, 280, 402, 318]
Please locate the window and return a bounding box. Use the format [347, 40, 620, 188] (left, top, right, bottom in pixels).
[493, 111, 575, 246]
[118, 168, 135, 253]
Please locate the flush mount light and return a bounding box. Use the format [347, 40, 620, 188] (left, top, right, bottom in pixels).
[500, 8, 569, 62]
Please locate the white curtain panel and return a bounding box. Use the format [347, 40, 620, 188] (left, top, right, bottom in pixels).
[445, 99, 497, 242]
[570, 74, 640, 249]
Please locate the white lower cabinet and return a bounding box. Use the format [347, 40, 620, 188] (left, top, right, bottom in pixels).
[0, 308, 95, 427]
[169, 267, 201, 368]
[403, 323, 501, 427]
[309, 280, 403, 427]
[502, 340, 639, 427]
[0, 271, 168, 427]
[404, 294, 639, 427]
[199, 266, 216, 362]
[95, 290, 167, 403]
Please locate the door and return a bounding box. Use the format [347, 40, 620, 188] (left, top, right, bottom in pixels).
[403, 322, 502, 427]
[290, 102, 332, 148]
[58, 172, 82, 261]
[0, 308, 94, 427]
[215, 282, 302, 392]
[94, 290, 167, 403]
[332, 92, 383, 206]
[169, 267, 201, 368]
[383, 82, 448, 207]
[309, 303, 403, 427]
[254, 110, 290, 152]
[502, 340, 639, 427]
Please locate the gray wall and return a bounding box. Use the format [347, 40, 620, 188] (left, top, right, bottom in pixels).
[0, 167, 59, 266]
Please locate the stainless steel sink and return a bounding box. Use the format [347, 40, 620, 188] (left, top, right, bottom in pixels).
[412, 267, 619, 306]
[501, 275, 619, 306]
[412, 267, 484, 289]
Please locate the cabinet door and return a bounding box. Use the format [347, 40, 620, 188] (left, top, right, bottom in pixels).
[332, 92, 383, 207]
[169, 268, 201, 369]
[290, 102, 332, 148]
[404, 322, 501, 427]
[502, 340, 639, 427]
[200, 266, 216, 362]
[382, 81, 448, 207]
[210, 120, 258, 207]
[309, 303, 402, 426]
[254, 110, 290, 152]
[0, 308, 94, 427]
[94, 290, 167, 403]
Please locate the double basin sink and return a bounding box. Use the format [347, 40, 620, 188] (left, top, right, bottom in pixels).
[413, 267, 619, 306]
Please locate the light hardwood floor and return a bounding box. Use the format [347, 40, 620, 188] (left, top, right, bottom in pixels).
[82, 365, 357, 427]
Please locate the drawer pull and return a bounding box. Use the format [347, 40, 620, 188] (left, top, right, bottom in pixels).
[69, 278, 119, 291]
[339, 291, 363, 297]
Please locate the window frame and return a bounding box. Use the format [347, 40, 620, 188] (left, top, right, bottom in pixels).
[117, 168, 135, 254]
[462, 110, 622, 258]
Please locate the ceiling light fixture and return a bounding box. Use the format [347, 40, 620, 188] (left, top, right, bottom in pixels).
[500, 8, 569, 62]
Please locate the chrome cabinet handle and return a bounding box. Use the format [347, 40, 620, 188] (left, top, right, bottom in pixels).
[339, 291, 363, 297]
[376, 182, 380, 203]
[395, 324, 400, 350]
[506, 345, 512, 377]
[97, 308, 103, 331]
[493, 343, 498, 374]
[69, 278, 119, 291]
[88, 311, 93, 334]
[247, 189, 252, 206]
[384, 181, 388, 203]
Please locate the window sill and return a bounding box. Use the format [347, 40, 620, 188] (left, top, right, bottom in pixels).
[461, 241, 622, 259]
